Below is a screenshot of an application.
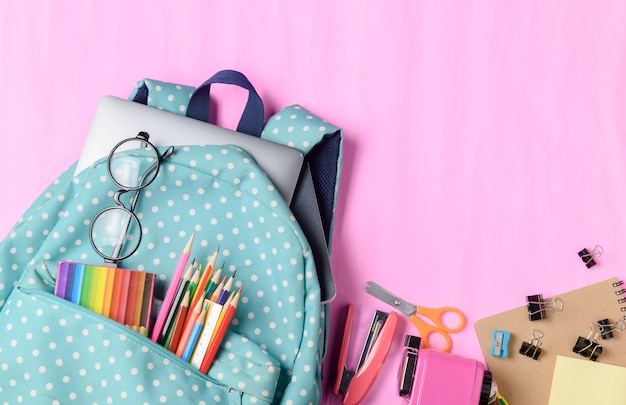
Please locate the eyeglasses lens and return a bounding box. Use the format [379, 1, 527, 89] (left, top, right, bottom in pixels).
[91, 207, 141, 261]
[109, 139, 160, 189]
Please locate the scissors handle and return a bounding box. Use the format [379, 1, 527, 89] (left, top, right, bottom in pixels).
[410, 306, 466, 353]
[409, 314, 454, 352]
[416, 306, 466, 333]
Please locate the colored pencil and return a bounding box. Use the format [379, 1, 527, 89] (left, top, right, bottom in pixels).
[199, 289, 240, 373]
[204, 267, 222, 303]
[189, 247, 220, 312]
[93, 266, 108, 314]
[190, 301, 223, 369]
[133, 271, 146, 330]
[79, 265, 93, 309]
[89, 265, 100, 311]
[109, 269, 123, 323]
[159, 262, 193, 345]
[209, 276, 226, 303]
[176, 290, 206, 357]
[55, 262, 70, 298]
[187, 264, 201, 305]
[102, 266, 116, 318]
[117, 269, 131, 324]
[71, 263, 85, 304]
[182, 302, 209, 362]
[125, 270, 139, 327]
[151, 232, 195, 342]
[64, 263, 76, 301]
[139, 273, 155, 336]
[167, 289, 190, 352]
[217, 271, 236, 305]
[88, 265, 100, 311]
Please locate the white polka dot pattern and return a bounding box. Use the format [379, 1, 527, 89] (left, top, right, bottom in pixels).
[261, 104, 340, 156]
[130, 79, 195, 116]
[0, 144, 322, 404]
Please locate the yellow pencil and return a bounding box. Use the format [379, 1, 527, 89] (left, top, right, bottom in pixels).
[102, 266, 116, 318]
[91, 265, 105, 312]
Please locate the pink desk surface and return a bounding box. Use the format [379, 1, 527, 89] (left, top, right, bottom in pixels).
[1, 2, 626, 404]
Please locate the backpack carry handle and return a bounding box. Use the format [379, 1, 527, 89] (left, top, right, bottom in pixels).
[186, 70, 264, 137]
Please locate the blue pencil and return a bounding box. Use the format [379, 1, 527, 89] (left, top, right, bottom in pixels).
[182, 303, 208, 362]
[64, 262, 76, 301]
[71, 263, 85, 304]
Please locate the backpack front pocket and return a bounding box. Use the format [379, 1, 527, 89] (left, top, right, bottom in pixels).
[0, 286, 280, 405]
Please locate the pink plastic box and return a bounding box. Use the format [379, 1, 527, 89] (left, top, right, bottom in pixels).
[406, 349, 495, 405]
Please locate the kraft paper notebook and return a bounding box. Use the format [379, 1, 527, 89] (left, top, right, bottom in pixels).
[475, 277, 626, 404]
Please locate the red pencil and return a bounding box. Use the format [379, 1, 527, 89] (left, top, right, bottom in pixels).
[117, 269, 131, 324]
[199, 288, 241, 373]
[167, 289, 190, 352]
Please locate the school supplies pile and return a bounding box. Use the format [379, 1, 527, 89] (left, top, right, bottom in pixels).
[150, 233, 242, 373]
[0, 70, 343, 404]
[54, 261, 155, 335]
[475, 277, 626, 404]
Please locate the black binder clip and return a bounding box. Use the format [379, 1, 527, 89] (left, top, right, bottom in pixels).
[597, 318, 625, 340]
[572, 323, 604, 361]
[526, 294, 564, 321]
[519, 329, 543, 360]
[578, 245, 603, 268]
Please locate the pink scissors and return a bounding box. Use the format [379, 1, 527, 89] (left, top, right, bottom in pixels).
[365, 281, 466, 352]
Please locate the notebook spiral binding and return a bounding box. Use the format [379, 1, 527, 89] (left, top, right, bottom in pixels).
[614, 280, 626, 319]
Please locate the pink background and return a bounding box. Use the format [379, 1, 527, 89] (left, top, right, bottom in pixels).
[2, 1, 626, 403]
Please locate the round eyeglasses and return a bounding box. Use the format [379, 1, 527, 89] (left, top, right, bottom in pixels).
[89, 132, 174, 263]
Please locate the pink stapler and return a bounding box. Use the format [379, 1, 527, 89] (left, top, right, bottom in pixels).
[333, 304, 398, 405]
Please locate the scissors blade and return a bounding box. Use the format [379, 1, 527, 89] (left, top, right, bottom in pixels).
[365, 281, 417, 316]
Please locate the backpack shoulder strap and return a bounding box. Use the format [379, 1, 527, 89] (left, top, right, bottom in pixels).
[262, 105, 343, 252]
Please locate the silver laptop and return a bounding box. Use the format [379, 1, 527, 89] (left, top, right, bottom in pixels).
[75, 96, 304, 205]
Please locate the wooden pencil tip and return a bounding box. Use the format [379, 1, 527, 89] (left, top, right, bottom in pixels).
[184, 232, 195, 252]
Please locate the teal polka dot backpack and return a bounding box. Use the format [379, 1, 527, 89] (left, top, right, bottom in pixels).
[0, 71, 342, 404]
